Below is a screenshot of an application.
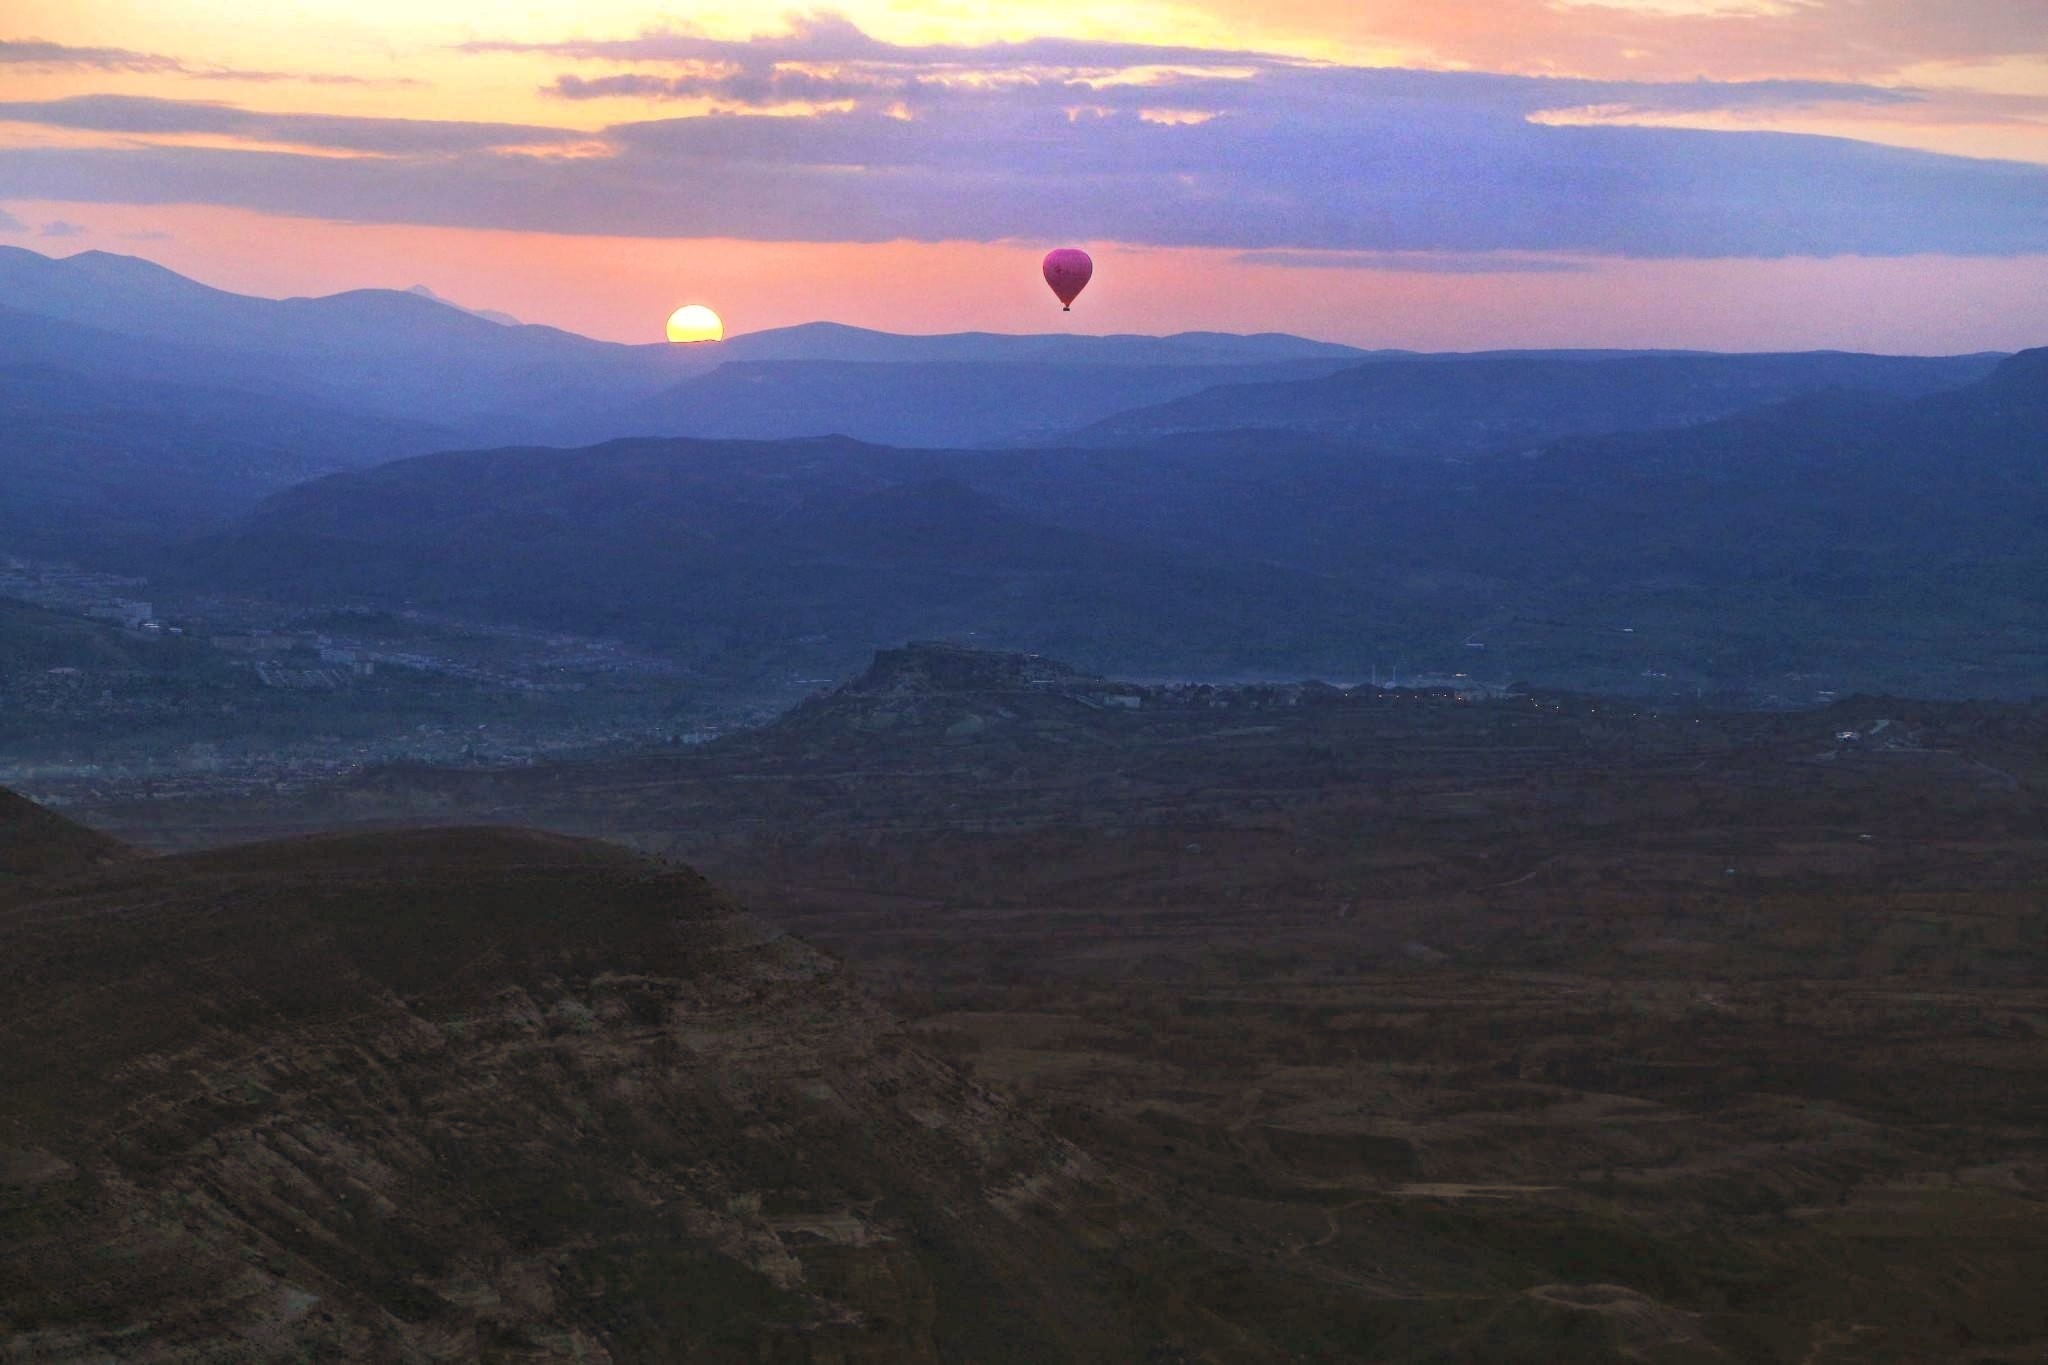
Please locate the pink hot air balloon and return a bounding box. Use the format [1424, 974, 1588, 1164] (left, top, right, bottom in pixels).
[1042, 248, 1093, 311]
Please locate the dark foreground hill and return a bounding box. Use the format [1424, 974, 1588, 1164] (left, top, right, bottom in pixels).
[0, 787, 126, 880]
[0, 803, 1210, 1361]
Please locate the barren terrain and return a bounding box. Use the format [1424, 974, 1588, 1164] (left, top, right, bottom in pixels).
[60, 646, 2048, 1360]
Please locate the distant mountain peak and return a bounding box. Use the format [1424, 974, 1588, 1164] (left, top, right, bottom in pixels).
[406, 283, 520, 327]
[0, 244, 228, 300]
[1985, 346, 2048, 396]
[48, 248, 192, 281]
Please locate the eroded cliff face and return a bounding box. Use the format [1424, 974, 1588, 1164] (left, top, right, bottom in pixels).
[0, 825, 1140, 1362]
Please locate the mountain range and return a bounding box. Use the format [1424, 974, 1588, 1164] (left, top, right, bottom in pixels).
[170, 346, 2048, 696]
[5, 246, 2019, 558]
[175, 436, 1384, 681]
[0, 347, 451, 558]
[0, 246, 1369, 450]
[4, 244, 2044, 696]
[1075, 349, 2005, 454]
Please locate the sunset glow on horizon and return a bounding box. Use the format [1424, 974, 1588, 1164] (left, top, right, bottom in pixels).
[665, 303, 724, 343]
[3, 1, 2045, 351]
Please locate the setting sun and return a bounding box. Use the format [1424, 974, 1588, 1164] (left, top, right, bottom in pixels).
[665, 304, 724, 344]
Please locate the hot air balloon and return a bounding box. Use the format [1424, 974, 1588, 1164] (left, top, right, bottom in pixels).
[1042, 248, 1093, 311]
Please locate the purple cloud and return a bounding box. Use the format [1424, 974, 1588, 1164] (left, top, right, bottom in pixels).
[0, 20, 2041, 261]
[1236, 250, 1594, 273]
[0, 37, 420, 85]
[550, 69, 880, 104]
[0, 39, 183, 72]
[38, 219, 85, 238]
[463, 11, 1285, 74]
[0, 95, 583, 154]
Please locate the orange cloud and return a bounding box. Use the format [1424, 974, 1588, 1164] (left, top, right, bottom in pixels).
[1192, 0, 2048, 82]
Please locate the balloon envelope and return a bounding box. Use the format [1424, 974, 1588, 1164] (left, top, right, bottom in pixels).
[1042, 248, 1093, 309]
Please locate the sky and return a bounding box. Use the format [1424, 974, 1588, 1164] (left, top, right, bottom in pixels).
[2, 0, 2045, 350]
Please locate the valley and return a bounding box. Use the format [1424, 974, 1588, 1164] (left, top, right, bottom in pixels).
[50, 642, 2048, 1362]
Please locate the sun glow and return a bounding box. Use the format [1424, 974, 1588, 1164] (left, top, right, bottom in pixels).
[664, 303, 724, 343]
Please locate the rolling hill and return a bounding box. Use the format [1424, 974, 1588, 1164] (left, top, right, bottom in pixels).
[0, 359, 456, 557]
[1070, 349, 2007, 453]
[174, 435, 1386, 679]
[621, 356, 1358, 448]
[172, 348, 2048, 697]
[704, 318, 1372, 366]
